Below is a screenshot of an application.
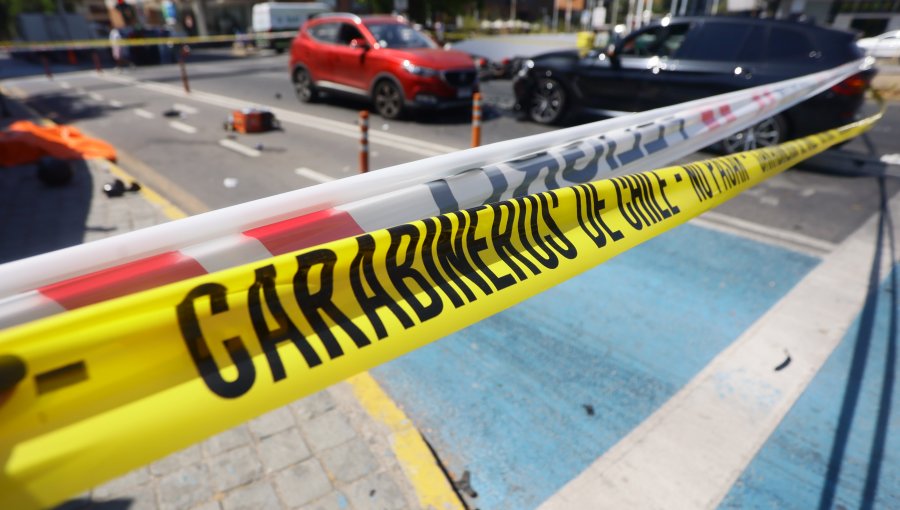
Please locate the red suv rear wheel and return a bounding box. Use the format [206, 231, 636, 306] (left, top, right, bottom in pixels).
[293, 67, 317, 103]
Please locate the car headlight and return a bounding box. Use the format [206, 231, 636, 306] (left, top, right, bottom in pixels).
[402, 60, 439, 77]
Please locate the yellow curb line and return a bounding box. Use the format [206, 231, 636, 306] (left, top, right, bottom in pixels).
[347, 373, 465, 510]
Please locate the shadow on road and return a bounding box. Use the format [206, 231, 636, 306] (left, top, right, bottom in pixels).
[0, 160, 93, 264]
[817, 174, 897, 509]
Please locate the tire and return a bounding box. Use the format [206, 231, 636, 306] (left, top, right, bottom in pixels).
[528, 77, 567, 125]
[720, 114, 788, 154]
[373, 79, 404, 120]
[293, 67, 317, 103]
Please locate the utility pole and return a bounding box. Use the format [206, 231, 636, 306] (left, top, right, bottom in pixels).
[553, 0, 559, 31]
[192, 0, 209, 36]
[56, 0, 72, 40]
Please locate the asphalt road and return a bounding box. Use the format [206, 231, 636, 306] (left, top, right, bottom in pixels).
[6, 50, 899, 248]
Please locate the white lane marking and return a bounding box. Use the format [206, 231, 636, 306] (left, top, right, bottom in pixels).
[881, 153, 900, 166]
[134, 108, 155, 119]
[538, 190, 900, 510]
[89, 92, 104, 101]
[173, 103, 198, 114]
[219, 139, 261, 157]
[169, 121, 197, 134]
[109, 99, 123, 108]
[99, 73, 460, 157]
[60, 82, 71, 89]
[294, 167, 335, 183]
[692, 211, 836, 258]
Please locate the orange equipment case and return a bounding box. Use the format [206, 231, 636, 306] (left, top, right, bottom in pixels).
[227, 109, 277, 134]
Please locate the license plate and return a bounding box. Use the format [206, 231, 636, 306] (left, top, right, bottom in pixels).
[457, 87, 471, 98]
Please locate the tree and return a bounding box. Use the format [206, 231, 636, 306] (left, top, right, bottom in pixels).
[2, 0, 67, 39]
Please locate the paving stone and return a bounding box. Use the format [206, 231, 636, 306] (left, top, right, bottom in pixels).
[92, 467, 151, 498]
[157, 462, 214, 509]
[94, 485, 158, 510]
[150, 443, 203, 476]
[202, 426, 253, 456]
[298, 490, 353, 510]
[274, 458, 333, 508]
[207, 444, 264, 492]
[189, 502, 222, 510]
[249, 407, 296, 439]
[299, 409, 356, 453]
[259, 428, 312, 473]
[291, 389, 337, 421]
[343, 472, 406, 510]
[221, 482, 282, 510]
[319, 438, 380, 484]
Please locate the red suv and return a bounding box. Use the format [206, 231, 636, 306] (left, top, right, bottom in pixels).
[289, 14, 478, 119]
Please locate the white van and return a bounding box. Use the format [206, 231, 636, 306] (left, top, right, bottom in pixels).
[251, 2, 329, 52]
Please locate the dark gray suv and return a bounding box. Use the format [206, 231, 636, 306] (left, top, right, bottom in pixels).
[514, 16, 875, 152]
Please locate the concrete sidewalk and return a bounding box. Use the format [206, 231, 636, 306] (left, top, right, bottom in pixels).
[1, 93, 461, 510]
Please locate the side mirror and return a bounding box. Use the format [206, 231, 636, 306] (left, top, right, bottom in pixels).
[350, 38, 369, 50]
[606, 44, 621, 68]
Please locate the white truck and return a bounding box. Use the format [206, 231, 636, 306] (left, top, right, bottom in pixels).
[251, 2, 330, 53]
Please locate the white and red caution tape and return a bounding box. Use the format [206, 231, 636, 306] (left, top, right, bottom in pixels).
[0, 59, 873, 329]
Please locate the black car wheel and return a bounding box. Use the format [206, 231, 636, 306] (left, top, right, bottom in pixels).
[374, 80, 404, 120]
[529, 78, 567, 125]
[293, 67, 317, 103]
[720, 115, 788, 154]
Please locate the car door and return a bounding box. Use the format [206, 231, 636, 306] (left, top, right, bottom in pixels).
[758, 26, 823, 84]
[640, 22, 765, 110]
[572, 23, 692, 113]
[304, 22, 340, 83]
[328, 22, 370, 94]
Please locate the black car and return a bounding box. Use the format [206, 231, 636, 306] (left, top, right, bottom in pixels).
[513, 16, 874, 152]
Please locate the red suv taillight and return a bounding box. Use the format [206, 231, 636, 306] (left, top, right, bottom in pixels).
[830, 73, 870, 96]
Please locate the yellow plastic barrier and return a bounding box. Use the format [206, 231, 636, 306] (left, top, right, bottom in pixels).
[0, 111, 881, 509]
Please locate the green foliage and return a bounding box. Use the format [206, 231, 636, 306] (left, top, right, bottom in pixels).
[2, 0, 65, 39]
[359, 0, 394, 13]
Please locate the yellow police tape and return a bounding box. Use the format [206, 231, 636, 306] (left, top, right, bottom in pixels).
[0, 111, 881, 508]
[0, 31, 296, 52]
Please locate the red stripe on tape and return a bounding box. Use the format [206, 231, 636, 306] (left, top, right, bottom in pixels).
[701, 110, 719, 129]
[719, 104, 737, 124]
[244, 209, 364, 255]
[40, 252, 207, 309]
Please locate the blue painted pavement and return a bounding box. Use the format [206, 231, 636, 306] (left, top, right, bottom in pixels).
[721, 263, 899, 510]
[372, 223, 820, 510]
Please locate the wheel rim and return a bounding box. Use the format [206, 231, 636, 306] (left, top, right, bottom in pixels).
[375, 82, 402, 118]
[722, 117, 783, 153]
[294, 70, 312, 101]
[529, 79, 564, 123]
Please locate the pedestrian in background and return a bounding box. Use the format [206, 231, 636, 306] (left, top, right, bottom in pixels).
[109, 28, 127, 70]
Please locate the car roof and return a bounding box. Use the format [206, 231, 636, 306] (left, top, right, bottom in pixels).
[307, 13, 407, 26]
[360, 15, 406, 24]
[665, 15, 859, 37]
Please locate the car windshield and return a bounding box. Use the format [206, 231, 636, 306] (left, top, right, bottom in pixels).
[366, 22, 436, 49]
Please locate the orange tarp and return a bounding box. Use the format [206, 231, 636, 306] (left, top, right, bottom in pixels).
[0, 121, 116, 167]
